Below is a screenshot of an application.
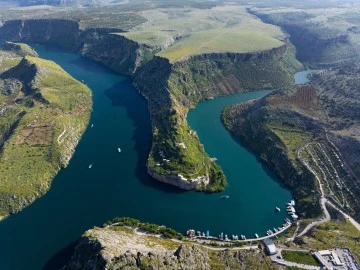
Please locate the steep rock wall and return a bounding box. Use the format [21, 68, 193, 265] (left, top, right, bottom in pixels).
[0, 19, 154, 75]
[135, 43, 301, 191]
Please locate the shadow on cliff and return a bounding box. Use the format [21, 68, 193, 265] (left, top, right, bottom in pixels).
[42, 239, 78, 270]
[104, 79, 186, 194]
[223, 114, 291, 192]
[70, 58, 112, 74]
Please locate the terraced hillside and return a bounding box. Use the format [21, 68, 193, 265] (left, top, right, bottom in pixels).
[0, 45, 92, 216]
[223, 66, 360, 221]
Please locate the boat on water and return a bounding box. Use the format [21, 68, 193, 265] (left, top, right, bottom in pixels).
[255, 233, 259, 238]
[220, 195, 230, 200]
[117, 147, 121, 153]
[88, 164, 93, 169]
[275, 207, 281, 212]
[91, 124, 94, 128]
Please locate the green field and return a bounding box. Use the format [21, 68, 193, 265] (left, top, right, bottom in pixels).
[281, 250, 319, 266]
[117, 6, 285, 62]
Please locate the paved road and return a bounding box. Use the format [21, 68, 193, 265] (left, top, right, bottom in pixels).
[326, 200, 360, 231]
[271, 248, 320, 270]
[296, 157, 331, 237]
[271, 258, 320, 270]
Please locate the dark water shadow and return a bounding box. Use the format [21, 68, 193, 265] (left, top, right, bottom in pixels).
[70, 58, 113, 74]
[104, 79, 186, 194]
[224, 120, 291, 192]
[43, 240, 79, 270]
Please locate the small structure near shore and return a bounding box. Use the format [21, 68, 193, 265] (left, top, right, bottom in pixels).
[263, 238, 277, 255]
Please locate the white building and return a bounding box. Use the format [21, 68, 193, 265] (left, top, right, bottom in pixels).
[263, 238, 277, 255]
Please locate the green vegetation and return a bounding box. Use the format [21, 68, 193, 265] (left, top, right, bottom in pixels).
[0, 51, 22, 73]
[299, 220, 360, 262]
[281, 250, 319, 266]
[0, 51, 91, 216]
[267, 123, 315, 164]
[158, 14, 285, 62]
[103, 217, 183, 240]
[136, 37, 300, 191]
[2, 41, 38, 57]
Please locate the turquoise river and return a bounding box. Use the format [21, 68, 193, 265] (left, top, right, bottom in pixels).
[0, 45, 306, 270]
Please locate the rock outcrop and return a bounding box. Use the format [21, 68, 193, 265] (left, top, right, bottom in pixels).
[0, 19, 155, 75]
[62, 227, 211, 270]
[61, 224, 272, 270]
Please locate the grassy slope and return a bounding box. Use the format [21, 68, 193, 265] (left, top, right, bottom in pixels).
[0, 52, 91, 216]
[281, 250, 319, 266]
[117, 6, 285, 62]
[297, 208, 360, 263]
[158, 16, 284, 62]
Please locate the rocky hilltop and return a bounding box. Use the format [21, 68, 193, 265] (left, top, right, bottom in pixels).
[0, 47, 91, 216]
[0, 19, 155, 75]
[62, 219, 273, 270]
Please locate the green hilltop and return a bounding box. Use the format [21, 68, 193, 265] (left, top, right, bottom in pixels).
[0, 45, 92, 216]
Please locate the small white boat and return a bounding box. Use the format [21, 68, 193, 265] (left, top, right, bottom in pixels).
[117, 147, 121, 153]
[91, 124, 94, 128]
[88, 164, 93, 169]
[255, 233, 259, 238]
[275, 207, 281, 212]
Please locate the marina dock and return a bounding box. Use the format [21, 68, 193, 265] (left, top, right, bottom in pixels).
[188, 199, 296, 243]
[189, 221, 292, 243]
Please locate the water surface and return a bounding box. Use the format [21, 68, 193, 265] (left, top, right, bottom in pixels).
[0, 45, 291, 270]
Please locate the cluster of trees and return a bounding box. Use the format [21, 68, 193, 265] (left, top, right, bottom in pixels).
[103, 217, 183, 240]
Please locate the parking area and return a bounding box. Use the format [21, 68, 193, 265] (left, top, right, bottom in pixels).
[314, 248, 360, 270]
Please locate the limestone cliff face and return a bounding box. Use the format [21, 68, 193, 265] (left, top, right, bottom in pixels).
[251, 11, 360, 67]
[148, 168, 209, 190]
[62, 227, 211, 270]
[134, 43, 301, 191]
[61, 225, 271, 270]
[0, 19, 155, 75]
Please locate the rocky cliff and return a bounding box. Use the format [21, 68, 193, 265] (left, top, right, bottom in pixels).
[0, 19, 155, 75]
[134, 43, 301, 191]
[250, 9, 360, 68]
[62, 223, 274, 270]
